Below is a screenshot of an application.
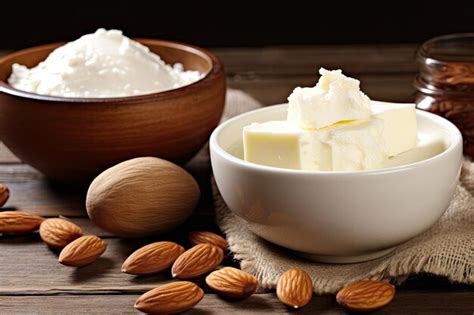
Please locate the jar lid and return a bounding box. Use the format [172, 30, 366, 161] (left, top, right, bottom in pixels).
[417, 33, 474, 89]
[418, 33, 474, 63]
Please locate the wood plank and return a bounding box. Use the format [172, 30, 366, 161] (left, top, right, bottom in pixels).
[228, 73, 416, 106]
[0, 164, 86, 217]
[0, 230, 231, 295]
[218, 46, 418, 105]
[0, 143, 20, 164]
[212, 45, 418, 75]
[1, 291, 473, 314]
[0, 238, 175, 294]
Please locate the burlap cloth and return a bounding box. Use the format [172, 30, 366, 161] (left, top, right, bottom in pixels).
[211, 90, 474, 294]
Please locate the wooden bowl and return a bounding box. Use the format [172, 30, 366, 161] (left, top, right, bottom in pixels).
[0, 39, 226, 183]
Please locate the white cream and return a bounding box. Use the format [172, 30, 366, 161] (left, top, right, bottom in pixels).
[288, 68, 372, 129]
[8, 29, 203, 98]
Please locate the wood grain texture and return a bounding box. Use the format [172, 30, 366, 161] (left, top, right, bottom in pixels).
[0, 142, 20, 163]
[1, 291, 473, 314]
[0, 238, 171, 294]
[213, 45, 418, 75]
[226, 73, 416, 105]
[214, 45, 417, 105]
[0, 164, 85, 217]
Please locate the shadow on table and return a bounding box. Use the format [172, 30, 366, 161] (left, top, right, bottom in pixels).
[192, 294, 277, 314]
[71, 257, 115, 283]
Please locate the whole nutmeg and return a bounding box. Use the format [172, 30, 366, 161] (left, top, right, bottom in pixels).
[86, 157, 200, 238]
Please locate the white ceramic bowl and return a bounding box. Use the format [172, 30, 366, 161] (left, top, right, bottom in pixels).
[210, 102, 463, 263]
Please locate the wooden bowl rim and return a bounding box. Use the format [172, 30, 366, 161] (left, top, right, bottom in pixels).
[0, 38, 222, 104]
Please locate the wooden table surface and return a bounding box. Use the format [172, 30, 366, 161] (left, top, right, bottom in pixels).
[0, 45, 473, 314]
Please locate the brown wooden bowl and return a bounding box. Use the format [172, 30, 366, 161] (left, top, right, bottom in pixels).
[0, 39, 226, 183]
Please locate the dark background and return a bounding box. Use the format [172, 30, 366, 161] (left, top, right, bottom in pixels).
[1, 1, 474, 49]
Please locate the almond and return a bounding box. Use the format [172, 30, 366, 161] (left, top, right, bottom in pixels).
[336, 280, 395, 312]
[122, 241, 185, 275]
[58, 235, 106, 267]
[276, 268, 313, 309]
[206, 267, 258, 299]
[39, 218, 83, 248]
[171, 243, 224, 279]
[0, 211, 44, 234]
[0, 184, 10, 207]
[134, 281, 203, 314]
[188, 231, 228, 250]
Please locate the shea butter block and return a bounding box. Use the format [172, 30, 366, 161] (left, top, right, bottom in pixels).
[243, 119, 387, 171]
[243, 121, 332, 171]
[325, 119, 386, 171]
[243, 121, 301, 169]
[373, 104, 417, 156]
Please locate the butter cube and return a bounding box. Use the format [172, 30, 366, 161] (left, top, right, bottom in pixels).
[243, 121, 301, 169]
[243, 119, 387, 171]
[325, 119, 387, 171]
[243, 121, 333, 171]
[383, 133, 445, 168]
[298, 131, 332, 170]
[373, 103, 417, 156]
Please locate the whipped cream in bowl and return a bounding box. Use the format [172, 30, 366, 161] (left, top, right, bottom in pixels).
[7, 29, 205, 99]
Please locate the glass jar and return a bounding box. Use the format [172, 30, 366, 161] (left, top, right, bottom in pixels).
[414, 33, 474, 157]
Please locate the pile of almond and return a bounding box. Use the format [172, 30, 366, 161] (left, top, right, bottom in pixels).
[0, 184, 396, 313]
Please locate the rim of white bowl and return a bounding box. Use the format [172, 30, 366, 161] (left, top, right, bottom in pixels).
[209, 101, 463, 176]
